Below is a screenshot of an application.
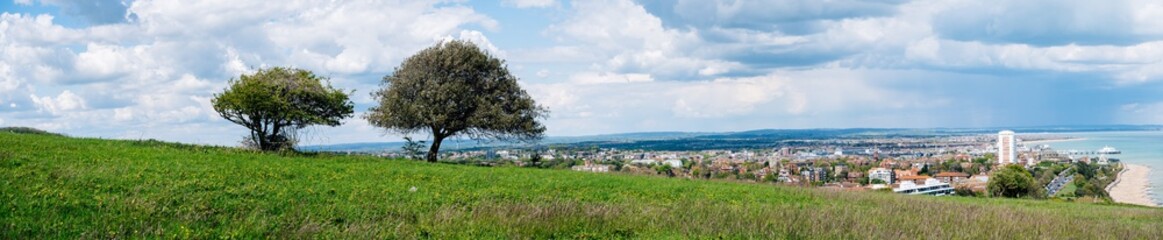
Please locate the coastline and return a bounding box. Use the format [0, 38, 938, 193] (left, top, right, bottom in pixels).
[1108, 164, 1157, 207]
[1023, 137, 1088, 145]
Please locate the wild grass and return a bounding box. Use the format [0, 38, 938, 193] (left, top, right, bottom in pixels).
[2, 132, 1161, 239]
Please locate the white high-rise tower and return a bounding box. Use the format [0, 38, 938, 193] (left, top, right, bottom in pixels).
[997, 130, 1016, 165]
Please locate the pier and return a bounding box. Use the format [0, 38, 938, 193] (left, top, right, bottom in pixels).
[1054, 146, 1121, 156]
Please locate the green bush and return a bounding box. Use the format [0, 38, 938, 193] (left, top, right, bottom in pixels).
[988, 165, 1045, 198]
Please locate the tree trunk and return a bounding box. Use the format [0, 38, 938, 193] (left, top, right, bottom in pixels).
[257, 130, 271, 151]
[426, 134, 444, 163]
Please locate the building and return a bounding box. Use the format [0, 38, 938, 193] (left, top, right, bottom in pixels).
[846, 171, 865, 183]
[777, 168, 794, 183]
[897, 175, 931, 185]
[629, 159, 654, 165]
[934, 171, 971, 183]
[813, 167, 827, 182]
[894, 169, 918, 178]
[998, 130, 1016, 165]
[800, 167, 828, 182]
[868, 167, 893, 184]
[833, 164, 848, 177]
[572, 161, 611, 173]
[893, 178, 954, 196]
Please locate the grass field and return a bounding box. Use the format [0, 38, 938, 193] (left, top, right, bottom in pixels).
[2, 132, 1162, 239]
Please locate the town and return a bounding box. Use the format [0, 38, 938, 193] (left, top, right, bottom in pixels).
[381, 131, 1121, 198]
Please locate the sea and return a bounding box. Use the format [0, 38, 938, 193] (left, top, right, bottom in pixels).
[1031, 131, 1163, 205]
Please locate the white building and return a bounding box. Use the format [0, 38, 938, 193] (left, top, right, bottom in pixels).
[868, 167, 893, 184]
[997, 130, 1016, 165]
[572, 160, 611, 173]
[893, 178, 954, 196]
[572, 164, 611, 173]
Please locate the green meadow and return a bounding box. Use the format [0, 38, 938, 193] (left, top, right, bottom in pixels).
[2, 131, 1161, 239]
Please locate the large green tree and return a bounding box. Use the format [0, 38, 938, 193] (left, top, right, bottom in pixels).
[212, 67, 354, 151]
[988, 164, 1045, 198]
[366, 40, 547, 162]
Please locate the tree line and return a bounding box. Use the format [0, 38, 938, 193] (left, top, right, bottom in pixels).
[212, 40, 547, 162]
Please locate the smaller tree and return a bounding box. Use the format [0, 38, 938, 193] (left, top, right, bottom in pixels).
[654, 164, 674, 177]
[212, 67, 354, 151]
[529, 151, 544, 167]
[400, 136, 427, 160]
[988, 165, 1044, 198]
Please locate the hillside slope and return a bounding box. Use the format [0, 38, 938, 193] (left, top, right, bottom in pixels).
[1, 132, 1161, 238]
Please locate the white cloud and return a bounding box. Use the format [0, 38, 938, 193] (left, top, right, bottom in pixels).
[113, 107, 133, 121]
[568, 72, 653, 85]
[891, 39, 1163, 82]
[31, 90, 87, 115]
[670, 76, 788, 118]
[1119, 102, 1163, 124]
[0, 64, 21, 93]
[527, 68, 956, 135]
[74, 43, 137, 78]
[443, 30, 505, 58]
[256, 1, 498, 74]
[547, 0, 743, 79]
[932, 0, 1163, 46]
[503, 0, 557, 8]
[664, 0, 903, 27]
[0, 13, 83, 44]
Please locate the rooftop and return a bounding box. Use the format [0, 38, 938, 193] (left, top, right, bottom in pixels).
[934, 172, 970, 177]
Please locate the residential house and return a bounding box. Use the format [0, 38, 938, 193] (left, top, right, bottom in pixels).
[897, 175, 931, 185]
[934, 171, 970, 183]
[801, 167, 828, 182]
[894, 169, 918, 178]
[833, 164, 848, 178]
[879, 159, 898, 168]
[868, 167, 893, 184]
[847, 171, 865, 183]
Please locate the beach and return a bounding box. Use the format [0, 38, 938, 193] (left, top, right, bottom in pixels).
[1109, 164, 1158, 207]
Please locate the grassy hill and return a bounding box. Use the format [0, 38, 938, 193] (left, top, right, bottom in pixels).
[1, 132, 1161, 238]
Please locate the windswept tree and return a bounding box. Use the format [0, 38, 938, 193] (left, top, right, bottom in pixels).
[212, 67, 354, 151]
[366, 40, 547, 162]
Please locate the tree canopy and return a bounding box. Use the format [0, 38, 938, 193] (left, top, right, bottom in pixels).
[988, 164, 1044, 198]
[366, 40, 547, 162]
[212, 67, 354, 151]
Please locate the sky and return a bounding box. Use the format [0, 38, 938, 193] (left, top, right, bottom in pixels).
[4, 0, 1163, 146]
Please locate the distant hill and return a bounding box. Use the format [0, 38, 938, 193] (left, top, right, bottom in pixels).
[304, 125, 1163, 152]
[0, 126, 64, 136]
[2, 132, 1160, 238]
